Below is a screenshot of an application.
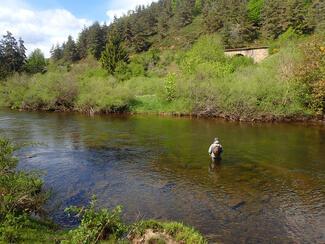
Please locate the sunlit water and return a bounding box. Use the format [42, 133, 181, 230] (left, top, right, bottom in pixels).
[0, 110, 324, 243]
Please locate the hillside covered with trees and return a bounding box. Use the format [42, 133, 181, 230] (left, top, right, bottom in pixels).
[0, 0, 325, 121]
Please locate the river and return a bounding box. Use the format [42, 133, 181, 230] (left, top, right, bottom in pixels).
[0, 110, 324, 243]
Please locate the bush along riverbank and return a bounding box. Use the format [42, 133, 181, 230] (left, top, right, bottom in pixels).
[0, 138, 207, 243]
[0, 33, 325, 122]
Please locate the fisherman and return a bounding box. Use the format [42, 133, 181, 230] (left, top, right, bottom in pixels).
[208, 138, 223, 162]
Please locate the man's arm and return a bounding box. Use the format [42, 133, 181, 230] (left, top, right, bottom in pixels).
[208, 145, 213, 154]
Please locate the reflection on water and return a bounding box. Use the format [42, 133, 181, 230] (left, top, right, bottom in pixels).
[0, 110, 325, 243]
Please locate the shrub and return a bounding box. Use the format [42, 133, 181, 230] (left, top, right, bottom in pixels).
[0, 138, 46, 216]
[0, 138, 48, 242]
[293, 35, 325, 114]
[77, 75, 133, 113]
[64, 196, 127, 243]
[179, 34, 228, 75]
[164, 73, 177, 102]
[25, 49, 47, 74]
[269, 27, 300, 54]
[115, 61, 132, 81]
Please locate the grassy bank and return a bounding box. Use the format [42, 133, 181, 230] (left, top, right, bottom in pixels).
[0, 33, 324, 122]
[0, 138, 207, 243]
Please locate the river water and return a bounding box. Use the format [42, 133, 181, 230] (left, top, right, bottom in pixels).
[0, 110, 324, 243]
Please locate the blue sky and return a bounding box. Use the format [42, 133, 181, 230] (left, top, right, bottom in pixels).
[0, 0, 156, 56]
[25, 0, 121, 21]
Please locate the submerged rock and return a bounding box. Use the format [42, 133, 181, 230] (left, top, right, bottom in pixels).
[228, 199, 246, 210]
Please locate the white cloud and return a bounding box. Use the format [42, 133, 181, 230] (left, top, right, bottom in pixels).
[0, 2, 92, 57]
[0, 0, 157, 58]
[106, 0, 157, 23]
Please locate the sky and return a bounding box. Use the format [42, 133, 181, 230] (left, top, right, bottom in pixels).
[0, 0, 156, 57]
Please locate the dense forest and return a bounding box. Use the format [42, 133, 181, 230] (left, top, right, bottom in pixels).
[0, 0, 325, 120]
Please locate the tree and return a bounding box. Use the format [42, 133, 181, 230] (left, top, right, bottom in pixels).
[77, 27, 89, 59]
[223, 0, 257, 47]
[261, 0, 291, 39]
[247, 0, 265, 24]
[203, 0, 225, 33]
[203, 0, 257, 47]
[157, 0, 173, 38]
[17, 38, 27, 71]
[308, 0, 325, 32]
[25, 49, 46, 74]
[174, 0, 195, 27]
[50, 44, 64, 61]
[0, 31, 26, 78]
[87, 22, 107, 59]
[132, 21, 152, 52]
[291, 0, 313, 34]
[100, 28, 129, 75]
[63, 35, 79, 62]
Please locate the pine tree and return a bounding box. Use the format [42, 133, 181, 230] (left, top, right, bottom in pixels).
[157, 0, 173, 38]
[0, 31, 26, 77]
[261, 0, 290, 39]
[50, 44, 64, 61]
[132, 21, 152, 52]
[77, 27, 89, 59]
[17, 38, 27, 71]
[194, 0, 203, 15]
[174, 0, 195, 27]
[287, 0, 312, 35]
[100, 27, 129, 75]
[309, 0, 325, 32]
[203, 0, 225, 33]
[224, 0, 257, 47]
[247, 0, 265, 24]
[123, 20, 134, 45]
[63, 36, 79, 62]
[87, 22, 106, 59]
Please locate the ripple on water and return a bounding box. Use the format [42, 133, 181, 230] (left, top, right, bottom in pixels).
[1, 110, 325, 243]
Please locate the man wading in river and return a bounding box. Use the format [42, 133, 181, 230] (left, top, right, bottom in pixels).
[208, 138, 223, 163]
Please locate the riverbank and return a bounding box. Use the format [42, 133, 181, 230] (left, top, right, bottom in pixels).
[8, 106, 325, 123]
[0, 137, 207, 243]
[0, 34, 324, 123]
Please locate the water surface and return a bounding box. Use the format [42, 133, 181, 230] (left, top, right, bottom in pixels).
[0, 110, 324, 243]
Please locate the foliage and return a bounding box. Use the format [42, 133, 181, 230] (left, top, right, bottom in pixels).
[50, 44, 64, 61]
[247, 0, 265, 23]
[0, 139, 46, 217]
[309, 0, 325, 32]
[0, 138, 58, 243]
[269, 27, 300, 54]
[64, 196, 127, 243]
[37, 0, 323, 65]
[179, 34, 233, 77]
[164, 72, 177, 101]
[1, 33, 324, 120]
[292, 35, 325, 115]
[100, 27, 129, 75]
[25, 48, 47, 74]
[78, 22, 107, 60]
[0, 32, 26, 79]
[63, 36, 80, 62]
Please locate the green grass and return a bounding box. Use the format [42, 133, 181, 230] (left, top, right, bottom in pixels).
[130, 220, 208, 244]
[13, 218, 67, 243]
[131, 95, 191, 114]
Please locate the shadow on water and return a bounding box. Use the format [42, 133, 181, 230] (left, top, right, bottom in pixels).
[0, 110, 324, 243]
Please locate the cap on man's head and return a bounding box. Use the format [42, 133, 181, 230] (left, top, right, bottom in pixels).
[214, 137, 219, 143]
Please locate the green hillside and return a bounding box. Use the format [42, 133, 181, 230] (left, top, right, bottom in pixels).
[0, 0, 324, 121]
